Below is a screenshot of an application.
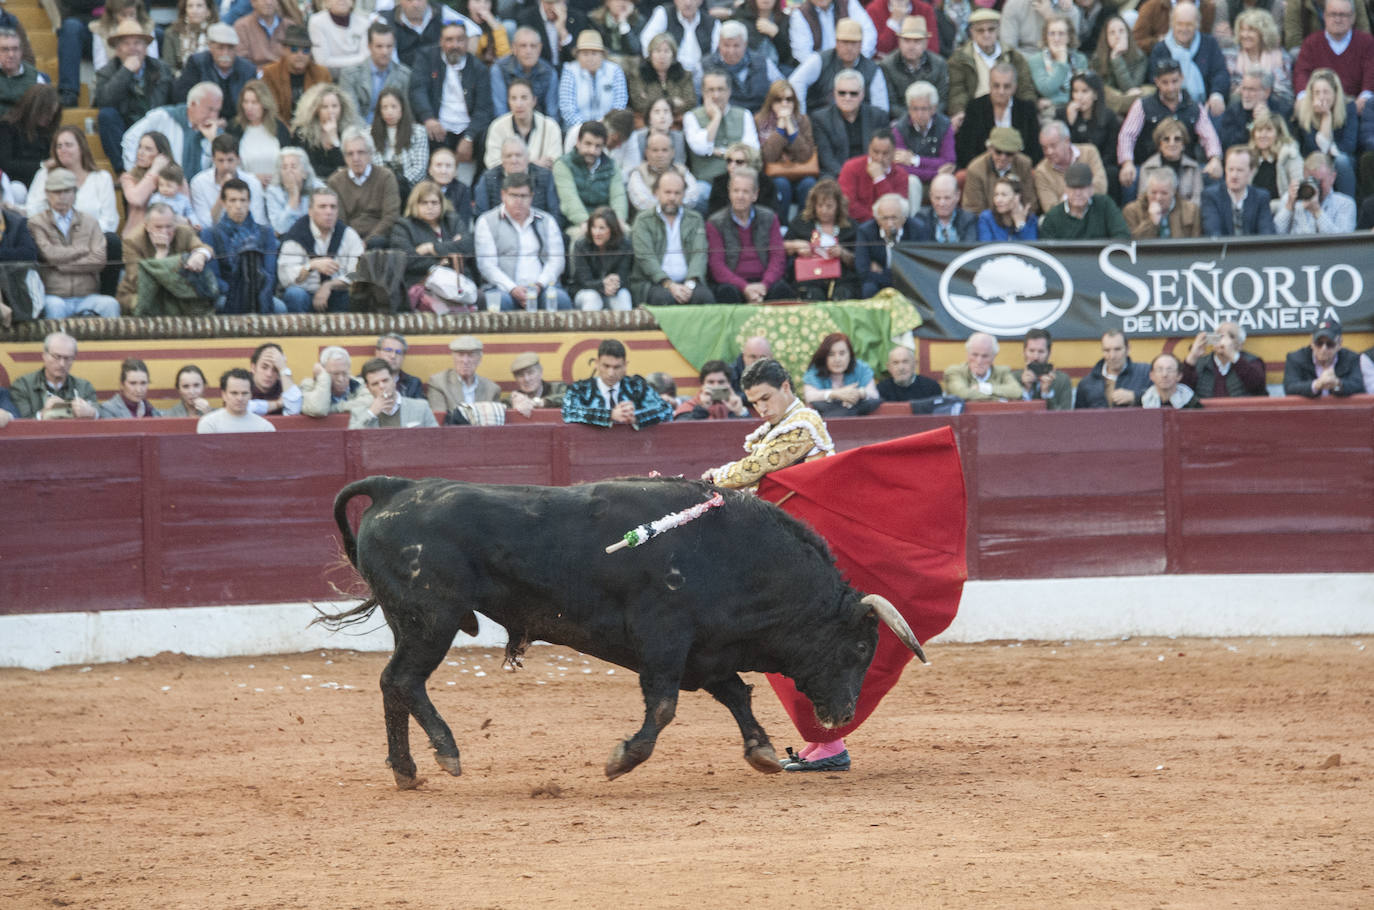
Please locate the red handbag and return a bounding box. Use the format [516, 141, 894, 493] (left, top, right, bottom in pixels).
[794, 256, 842, 282]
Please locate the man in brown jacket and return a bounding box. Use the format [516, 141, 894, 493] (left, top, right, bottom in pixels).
[260, 24, 330, 121]
[961, 126, 1037, 215]
[29, 169, 121, 319]
[116, 203, 215, 314]
[1122, 167, 1202, 238]
[234, 0, 290, 67]
[325, 127, 400, 248]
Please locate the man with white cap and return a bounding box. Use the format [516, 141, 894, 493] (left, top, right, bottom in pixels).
[557, 29, 628, 137]
[28, 168, 121, 320]
[788, 17, 888, 115]
[92, 19, 172, 175]
[427, 335, 503, 413]
[503, 352, 567, 416]
[880, 16, 948, 123]
[174, 22, 258, 121]
[945, 7, 1035, 116]
[788, 0, 877, 67]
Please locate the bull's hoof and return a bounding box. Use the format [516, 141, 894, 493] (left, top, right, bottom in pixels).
[434, 753, 461, 776]
[604, 741, 643, 780]
[745, 743, 784, 774]
[392, 769, 425, 790]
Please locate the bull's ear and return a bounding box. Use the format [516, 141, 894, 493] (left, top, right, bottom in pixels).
[861, 594, 929, 665]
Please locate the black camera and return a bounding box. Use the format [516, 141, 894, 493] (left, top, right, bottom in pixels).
[1296, 178, 1320, 202]
[1027, 361, 1054, 376]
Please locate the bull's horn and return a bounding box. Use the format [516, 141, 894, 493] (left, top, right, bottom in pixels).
[862, 594, 929, 665]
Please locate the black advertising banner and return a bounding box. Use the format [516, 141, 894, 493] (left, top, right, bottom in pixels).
[891, 233, 1373, 341]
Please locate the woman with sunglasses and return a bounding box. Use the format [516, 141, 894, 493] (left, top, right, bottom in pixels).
[1138, 118, 1202, 207]
[755, 79, 816, 218]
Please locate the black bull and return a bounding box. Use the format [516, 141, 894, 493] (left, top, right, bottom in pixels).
[319, 474, 925, 789]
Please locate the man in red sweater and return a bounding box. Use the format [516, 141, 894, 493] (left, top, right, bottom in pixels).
[837, 128, 912, 222]
[1294, 0, 1374, 113]
[704, 167, 795, 303]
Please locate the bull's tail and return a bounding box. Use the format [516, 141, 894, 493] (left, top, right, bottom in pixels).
[309, 596, 382, 630]
[332, 475, 414, 567]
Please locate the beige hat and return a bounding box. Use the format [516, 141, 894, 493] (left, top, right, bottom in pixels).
[835, 18, 863, 42]
[45, 168, 78, 192]
[206, 22, 240, 45]
[575, 29, 605, 53]
[449, 335, 483, 352]
[105, 19, 154, 47]
[899, 16, 929, 39]
[510, 352, 541, 373]
[968, 8, 1001, 25]
[986, 126, 1024, 153]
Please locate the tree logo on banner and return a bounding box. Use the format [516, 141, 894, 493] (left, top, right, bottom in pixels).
[937, 244, 1074, 335]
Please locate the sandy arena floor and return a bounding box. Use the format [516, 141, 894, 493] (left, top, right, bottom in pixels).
[2, 637, 1371, 908]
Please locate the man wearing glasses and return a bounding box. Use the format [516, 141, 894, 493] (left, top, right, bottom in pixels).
[261, 24, 332, 118]
[811, 68, 888, 179]
[1283, 318, 1365, 398]
[10, 332, 100, 420]
[1293, 0, 1374, 114]
[788, 17, 888, 115]
[474, 172, 571, 311]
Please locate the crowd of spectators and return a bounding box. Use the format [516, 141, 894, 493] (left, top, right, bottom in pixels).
[5, 0, 1373, 325]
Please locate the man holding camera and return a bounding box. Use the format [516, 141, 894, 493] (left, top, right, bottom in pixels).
[1273, 152, 1356, 235]
[674, 360, 751, 420]
[1020, 328, 1072, 410]
[1179, 321, 1268, 399]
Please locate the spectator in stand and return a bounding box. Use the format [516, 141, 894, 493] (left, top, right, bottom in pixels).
[553, 120, 629, 241]
[627, 33, 698, 123]
[1247, 109, 1303, 215]
[1201, 145, 1277, 235]
[246, 342, 301, 416]
[1000, 0, 1081, 57]
[1117, 58, 1224, 193]
[119, 131, 174, 236]
[1228, 10, 1291, 106]
[367, 333, 425, 400]
[788, 0, 878, 68]
[0, 25, 43, 118]
[1290, 68, 1359, 196]
[630, 170, 715, 305]
[976, 174, 1037, 240]
[705, 142, 781, 216]
[1028, 14, 1088, 112]
[1286, 0, 1370, 54]
[383, 0, 453, 70]
[1076, 330, 1152, 408]
[474, 171, 571, 311]
[1138, 117, 1204, 207]
[628, 127, 704, 218]
[486, 77, 563, 170]
[1178, 321, 1268, 398]
[1133, 0, 1218, 55]
[261, 24, 332, 120]
[25, 127, 119, 242]
[165, 0, 217, 74]
[428, 334, 501, 411]
[1090, 15, 1147, 116]
[340, 23, 412, 128]
[1292, 0, 1374, 112]
[473, 138, 559, 220]
[630, 95, 688, 166]
[1020, 328, 1072, 410]
[803, 331, 881, 415]
[1123, 167, 1203, 237]
[265, 146, 322, 235]
[166, 364, 212, 418]
[837, 128, 910, 223]
[301, 346, 366, 417]
[10, 331, 98, 420]
[503, 351, 566, 415]
[372, 87, 435, 195]
[0, 84, 58, 189]
[641, 0, 723, 86]
[514, 0, 592, 69]
[492, 28, 561, 120]
[789, 17, 888, 116]
[198, 368, 276, 433]
[736, 0, 795, 70]
[561, 337, 675, 427]
[1060, 72, 1122, 196]
[29, 168, 121, 320]
[1217, 67, 1292, 151]
[704, 19, 784, 116]
[946, 8, 1036, 116]
[912, 171, 978, 241]
[326, 127, 401, 249]
[390, 179, 477, 311]
[234, 0, 287, 67]
[229, 81, 293, 190]
[1283, 317, 1365, 397]
[570, 205, 634, 310]
[1138, 353, 1202, 408]
[878, 345, 942, 402]
[292, 83, 361, 179]
[115, 202, 216, 315]
[98, 358, 162, 419]
[148, 164, 197, 229]
[1040, 161, 1131, 238]
[892, 80, 954, 190]
[411, 21, 493, 167]
[686, 69, 762, 187]
[674, 359, 752, 420]
[755, 79, 817, 219]
[276, 187, 364, 313]
[174, 23, 257, 121]
[190, 133, 269, 229]
[462, 0, 509, 66]
[705, 165, 793, 302]
[92, 20, 172, 176]
[202, 177, 281, 314]
[61, 0, 158, 111]
[1033, 119, 1107, 214]
[345, 357, 438, 429]
[120, 81, 224, 175]
[1274, 151, 1357, 233]
[811, 69, 888, 180]
[1145, 1, 1229, 119]
[785, 176, 859, 299]
[881, 17, 947, 124]
[308, 0, 369, 77]
[856, 192, 924, 296]
[962, 127, 1037, 215]
[957, 61, 1041, 169]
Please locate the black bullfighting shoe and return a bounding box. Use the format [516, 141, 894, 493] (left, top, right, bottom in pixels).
[783, 749, 851, 772]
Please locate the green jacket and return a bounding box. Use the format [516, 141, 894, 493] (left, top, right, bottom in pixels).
[1038, 195, 1131, 241]
[551, 152, 627, 229]
[10, 369, 98, 419]
[630, 207, 708, 301]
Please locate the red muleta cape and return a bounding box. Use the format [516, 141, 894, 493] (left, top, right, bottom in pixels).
[757, 426, 968, 742]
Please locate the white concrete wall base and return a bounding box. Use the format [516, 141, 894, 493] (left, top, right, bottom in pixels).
[2, 574, 1371, 670]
